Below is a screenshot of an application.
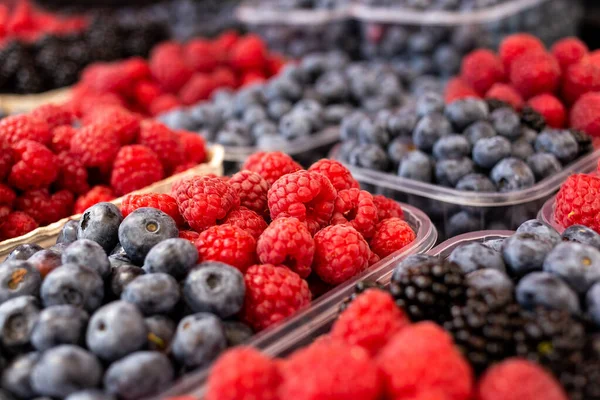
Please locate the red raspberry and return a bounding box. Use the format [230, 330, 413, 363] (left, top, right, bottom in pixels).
[256, 217, 314, 278]
[0, 211, 38, 240]
[331, 289, 410, 356]
[369, 250, 380, 266]
[373, 195, 404, 221]
[499, 33, 545, 71]
[279, 340, 382, 400]
[561, 59, 600, 105]
[74, 186, 115, 214]
[195, 224, 256, 273]
[82, 63, 130, 95]
[211, 67, 237, 88]
[313, 225, 370, 285]
[229, 34, 268, 71]
[0, 114, 51, 145]
[268, 170, 337, 234]
[121, 57, 152, 83]
[571, 92, 600, 137]
[460, 49, 505, 95]
[242, 263, 311, 330]
[138, 120, 185, 172]
[0, 206, 10, 225]
[377, 322, 474, 400]
[527, 94, 566, 129]
[222, 207, 268, 240]
[331, 188, 379, 239]
[121, 193, 184, 226]
[184, 39, 218, 72]
[31, 104, 73, 129]
[242, 151, 302, 185]
[179, 230, 199, 242]
[177, 131, 206, 164]
[554, 174, 600, 232]
[149, 42, 193, 93]
[149, 94, 181, 116]
[229, 170, 270, 217]
[213, 30, 240, 61]
[110, 145, 165, 196]
[134, 81, 162, 110]
[510, 51, 560, 99]
[9, 140, 58, 191]
[551, 37, 588, 70]
[590, 50, 600, 69]
[172, 162, 198, 175]
[179, 72, 217, 106]
[241, 71, 266, 87]
[0, 140, 12, 181]
[51, 125, 76, 154]
[84, 106, 140, 145]
[370, 218, 416, 258]
[267, 54, 286, 75]
[173, 175, 240, 232]
[0, 184, 16, 207]
[206, 347, 281, 400]
[16, 189, 73, 225]
[444, 78, 480, 103]
[476, 359, 567, 400]
[308, 159, 359, 192]
[70, 123, 121, 169]
[55, 152, 89, 195]
[485, 83, 524, 111]
[405, 390, 450, 400]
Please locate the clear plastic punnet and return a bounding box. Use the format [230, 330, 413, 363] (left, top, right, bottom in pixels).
[147, 201, 437, 399]
[427, 230, 515, 258]
[538, 195, 566, 233]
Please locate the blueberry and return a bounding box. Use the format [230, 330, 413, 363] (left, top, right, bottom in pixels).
[31, 345, 102, 398]
[516, 272, 580, 314]
[86, 301, 147, 362]
[0, 261, 41, 304]
[108, 253, 133, 270]
[0, 296, 39, 352]
[266, 99, 293, 121]
[358, 118, 390, 147]
[103, 351, 173, 400]
[264, 77, 303, 102]
[118, 208, 179, 265]
[77, 202, 122, 254]
[416, 92, 444, 118]
[516, 219, 561, 246]
[183, 263, 245, 318]
[340, 111, 367, 141]
[1, 352, 40, 398]
[142, 238, 198, 279]
[391, 254, 438, 282]
[521, 127, 538, 144]
[398, 150, 433, 182]
[543, 242, 600, 294]
[48, 242, 69, 255]
[242, 105, 267, 128]
[41, 264, 104, 312]
[455, 173, 496, 192]
[251, 121, 278, 140]
[483, 238, 505, 252]
[31, 305, 89, 351]
[189, 103, 223, 134]
[449, 242, 506, 274]
[65, 390, 115, 400]
[562, 225, 600, 250]
[62, 239, 110, 279]
[408, 31, 436, 53]
[121, 273, 180, 316]
[159, 109, 195, 131]
[534, 129, 579, 163]
[172, 313, 227, 368]
[502, 232, 553, 276]
[433, 45, 461, 75]
[413, 113, 452, 152]
[387, 107, 418, 137]
[216, 126, 253, 147]
[511, 139, 534, 160]
[466, 269, 514, 308]
[315, 71, 349, 103]
[444, 98, 489, 131]
[387, 137, 415, 167]
[223, 321, 254, 347]
[291, 99, 324, 131]
[27, 249, 61, 278]
[435, 157, 474, 187]
[526, 153, 562, 181]
[490, 158, 535, 192]
[145, 315, 175, 352]
[6, 244, 42, 261]
[323, 104, 352, 125]
[56, 220, 79, 245]
[472, 136, 511, 168]
[348, 143, 389, 171]
[432, 134, 471, 160]
[586, 283, 600, 326]
[279, 112, 312, 141]
[0, 388, 15, 400]
[464, 121, 496, 146]
[447, 211, 481, 238]
[490, 107, 521, 140]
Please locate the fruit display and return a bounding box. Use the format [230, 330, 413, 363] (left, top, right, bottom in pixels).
[70, 31, 285, 118]
[0, 102, 210, 242]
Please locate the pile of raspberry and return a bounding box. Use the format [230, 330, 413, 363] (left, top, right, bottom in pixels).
[206, 289, 569, 400]
[69, 31, 285, 117]
[446, 33, 600, 136]
[0, 102, 207, 241]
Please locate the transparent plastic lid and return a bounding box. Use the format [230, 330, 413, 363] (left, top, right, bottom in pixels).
[427, 230, 515, 258]
[236, 0, 351, 25]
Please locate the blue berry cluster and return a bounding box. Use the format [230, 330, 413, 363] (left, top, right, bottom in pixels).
[0, 203, 251, 400]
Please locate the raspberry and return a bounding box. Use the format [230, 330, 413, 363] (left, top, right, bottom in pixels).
[55, 152, 89, 195]
[561, 60, 600, 105]
[110, 145, 165, 197]
[460, 50, 505, 96]
[476, 359, 568, 400]
[16, 189, 73, 225]
[184, 39, 218, 73]
[331, 189, 379, 239]
[256, 217, 314, 278]
[229, 34, 268, 71]
[444, 78, 480, 103]
[121, 193, 184, 227]
[373, 195, 404, 221]
[172, 162, 198, 175]
[173, 175, 240, 232]
[485, 83, 524, 111]
[331, 289, 410, 356]
[570, 92, 600, 137]
[84, 106, 140, 145]
[83, 63, 130, 95]
[527, 94, 566, 129]
[31, 104, 73, 129]
[177, 131, 206, 164]
[0, 206, 10, 225]
[242, 151, 302, 185]
[213, 30, 240, 61]
[8, 140, 58, 191]
[241, 71, 266, 87]
[195, 224, 256, 273]
[179, 72, 216, 106]
[206, 347, 281, 400]
[179, 230, 199, 242]
[554, 174, 600, 232]
[149, 94, 181, 116]
[120, 57, 152, 83]
[370, 218, 416, 258]
[369, 250, 380, 266]
[150, 42, 193, 93]
[51, 125, 76, 154]
[222, 207, 268, 240]
[279, 340, 382, 400]
[0, 140, 12, 181]
[229, 170, 270, 217]
[510, 52, 560, 99]
[0, 211, 38, 240]
[589, 50, 600, 69]
[308, 159, 359, 192]
[211, 67, 237, 88]
[242, 263, 311, 330]
[268, 170, 337, 234]
[313, 225, 370, 285]
[70, 123, 121, 169]
[377, 322, 474, 400]
[405, 390, 450, 400]
[0, 184, 16, 207]
[551, 37, 588, 70]
[134, 81, 162, 110]
[138, 120, 185, 173]
[0, 114, 51, 145]
[74, 186, 115, 214]
[499, 33, 545, 71]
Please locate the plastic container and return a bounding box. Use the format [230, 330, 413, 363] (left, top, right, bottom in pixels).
[145, 201, 437, 399]
[427, 229, 514, 258]
[537, 195, 568, 234]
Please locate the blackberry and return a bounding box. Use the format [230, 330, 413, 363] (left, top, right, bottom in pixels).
[485, 98, 511, 112]
[339, 281, 384, 312]
[562, 356, 600, 400]
[570, 129, 594, 156]
[520, 106, 547, 132]
[15, 61, 44, 94]
[390, 259, 467, 324]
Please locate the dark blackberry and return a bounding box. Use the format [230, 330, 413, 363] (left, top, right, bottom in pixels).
[570, 129, 594, 156]
[64, 36, 91, 67]
[485, 98, 511, 112]
[35, 39, 65, 75]
[389, 259, 467, 324]
[520, 106, 547, 132]
[15, 60, 45, 94]
[85, 17, 124, 61]
[339, 280, 384, 312]
[561, 356, 600, 400]
[0, 42, 28, 91]
[51, 60, 80, 88]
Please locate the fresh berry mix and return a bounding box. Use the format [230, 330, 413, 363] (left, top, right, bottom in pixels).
[0, 103, 207, 242]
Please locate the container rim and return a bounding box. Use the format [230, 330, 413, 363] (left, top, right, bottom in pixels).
[236, 1, 351, 25]
[427, 229, 514, 257]
[537, 195, 566, 233]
